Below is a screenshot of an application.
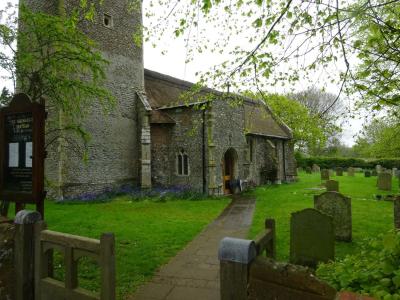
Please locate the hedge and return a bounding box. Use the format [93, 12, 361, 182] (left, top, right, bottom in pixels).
[296, 156, 400, 170]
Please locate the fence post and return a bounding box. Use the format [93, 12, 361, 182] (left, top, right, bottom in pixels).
[265, 219, 276, 259]
[218, 237, 257, 300]
[100, 233, 116, 300]
[14, 210, 42, 300]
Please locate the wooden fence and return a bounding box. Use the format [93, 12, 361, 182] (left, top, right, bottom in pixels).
[218, 218, 337, 300]
[11, 210, 115, 300]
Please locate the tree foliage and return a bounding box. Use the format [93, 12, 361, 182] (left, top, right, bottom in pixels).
[353, 112, 400, 158]
[144, 0, 400, 111]
[257, 93, 340, 154]
[0, 2, 115, 154]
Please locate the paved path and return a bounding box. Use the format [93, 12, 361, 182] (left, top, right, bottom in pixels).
[129, 195, 256, 300]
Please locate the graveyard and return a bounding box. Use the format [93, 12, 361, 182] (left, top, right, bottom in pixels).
[4, 169, 397, 298]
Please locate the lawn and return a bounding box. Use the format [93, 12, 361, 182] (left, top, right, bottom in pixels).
[249, 171, 399, 261]
[12, 195, 229, 299]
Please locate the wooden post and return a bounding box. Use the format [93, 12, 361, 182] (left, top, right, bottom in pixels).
[14, 210, 42, 300]
[34, 220, 48, 300]
[265, 218, 276, 259]
[218, 237, 257, 300]
[100, 233, 116, 300]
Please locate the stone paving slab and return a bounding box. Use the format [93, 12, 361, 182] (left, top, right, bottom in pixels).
[129, 195, 255, 300]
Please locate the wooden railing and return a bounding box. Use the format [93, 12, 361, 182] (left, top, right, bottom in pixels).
[253, 218, 276, 258]
[34, 221, 115, 300]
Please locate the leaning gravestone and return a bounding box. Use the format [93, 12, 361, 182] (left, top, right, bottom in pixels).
[364, 171, 371, 177]
[394, 198, 400, 230]
[306, 167, 312, 174]
[290, 208, 334, 268]
[377, 173, 392, 191]
[336, 167, 343, 176]
[325, 180, 339, 192]
[314, 192, 352, 242]
[321, 169, 329, 181]
[347, 167, 355, 176]
[312, 164, 320, 173]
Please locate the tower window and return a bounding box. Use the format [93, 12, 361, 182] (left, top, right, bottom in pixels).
[103, 14, 113, 28]
[177, 150, 189, 176]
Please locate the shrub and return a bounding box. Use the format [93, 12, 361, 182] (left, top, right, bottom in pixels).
[317, 231, 400, 299]
[296, 156, 400, 170]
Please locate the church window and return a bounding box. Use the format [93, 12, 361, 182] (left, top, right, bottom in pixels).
[177, 150, 189, 176]
[103, 14, 113, 28]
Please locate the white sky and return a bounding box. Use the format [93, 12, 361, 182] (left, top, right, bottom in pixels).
[0, 0, 364, 146]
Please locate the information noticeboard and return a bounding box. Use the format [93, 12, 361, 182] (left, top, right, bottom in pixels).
[0, 93, 45, 214]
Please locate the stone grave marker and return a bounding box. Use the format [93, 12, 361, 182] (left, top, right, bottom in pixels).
[377, 172, 392, 191]
[306, 167, 312, 174]
[336, 167, 343, 176]
[347, 167, 355, 176]
[329, 169, 334, 177]
[314, 191, 352, 242]
[312, 164, 320, 173]
[364, 170, 371, 177]
[376, 165, 382, 173]
[325, 180, 339, 192]
[290, 208, 334, 268]
[372, 170, 378, 176]
[394, 197, 400, 230]
[321, 169, 329, 181]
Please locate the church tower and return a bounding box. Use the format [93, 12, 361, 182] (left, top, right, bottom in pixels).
[21, 0, 145, 198]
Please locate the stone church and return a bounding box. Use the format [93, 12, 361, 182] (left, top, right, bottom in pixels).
[23, 0, 297, 198]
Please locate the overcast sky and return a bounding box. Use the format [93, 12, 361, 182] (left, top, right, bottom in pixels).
[0, 0, 365, 145]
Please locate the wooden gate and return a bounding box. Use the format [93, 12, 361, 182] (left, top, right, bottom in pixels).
[34, 221, 115, 300]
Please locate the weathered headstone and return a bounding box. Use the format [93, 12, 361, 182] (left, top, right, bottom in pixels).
[306, 167, 312, 174]
[329, 169, 334, 177]
[376, 165, 382, 173]
[325, 180, 339, 192]
[312, 164, 320, 173]
[372, 170, 378, 176]
[320, 169, 329, 181]
[395, 198, 400, 230]
[364, 170, 371, 177]
[377, 172, 392, 191]
[336, 167, 343, 176]
[290, 208, 334, 268]
[347, 167, 355, 176]
[314, 192, 352, 242]
[393, 168, 398, 177]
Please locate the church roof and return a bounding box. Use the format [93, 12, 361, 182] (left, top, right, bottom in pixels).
[144, 69, 292, 139]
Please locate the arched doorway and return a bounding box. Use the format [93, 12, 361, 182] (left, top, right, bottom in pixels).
[223, 148, 238, 194]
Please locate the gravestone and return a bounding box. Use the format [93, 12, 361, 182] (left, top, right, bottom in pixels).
[312, 164, 320, 173]
[393, 168, 398, 177]
[364, 170, 371, 177]
[314, 191, 352, 242]
[347, 167, 355, 176]
[395, 198, 400, 230]
[306, 167, 312, 174]
[377, 173, 392, 191]
[336, 167, 343, 176]
[320, 169, 329, 181]
[290, 208, 334, 268]
[376, 165, 382, 173]
[329, 169, 334, 177]
[372, 170, 378, 176]
[325, 180, 339, 192]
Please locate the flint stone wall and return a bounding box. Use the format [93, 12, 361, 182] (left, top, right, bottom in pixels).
[0, 223, 15, 300]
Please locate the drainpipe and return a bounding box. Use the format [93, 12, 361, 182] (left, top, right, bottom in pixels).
[283, 141, 286, 181]
[202, 109, 207, 194]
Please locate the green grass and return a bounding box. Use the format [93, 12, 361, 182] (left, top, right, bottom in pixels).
[12, 196, 229, 299]
[249, 172, 399, 261]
